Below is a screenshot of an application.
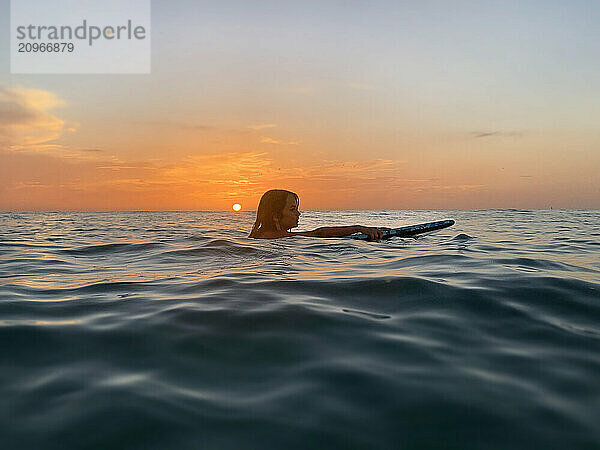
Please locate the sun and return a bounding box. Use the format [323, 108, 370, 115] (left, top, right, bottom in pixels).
[232, 203, 242, 212]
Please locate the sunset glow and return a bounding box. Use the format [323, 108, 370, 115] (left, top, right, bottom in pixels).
[232, 203, 242, 212]
[1, 2, 599, 211]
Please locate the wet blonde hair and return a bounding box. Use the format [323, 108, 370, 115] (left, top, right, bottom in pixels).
[249, 189, 299, 237]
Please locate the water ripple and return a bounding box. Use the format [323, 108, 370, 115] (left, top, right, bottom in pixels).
[1, 210, 599, 449]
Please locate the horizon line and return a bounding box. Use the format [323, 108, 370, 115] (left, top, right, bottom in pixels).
[1, 208, 597, 213]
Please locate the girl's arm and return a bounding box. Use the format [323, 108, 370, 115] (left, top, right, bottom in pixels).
[291, 225, 389, 240]
[252, 226, 389, 240]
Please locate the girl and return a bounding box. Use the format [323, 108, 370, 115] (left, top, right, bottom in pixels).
[248, 189, 389, 240]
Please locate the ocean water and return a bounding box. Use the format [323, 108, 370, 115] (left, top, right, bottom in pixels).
[1, 210, 599, 450]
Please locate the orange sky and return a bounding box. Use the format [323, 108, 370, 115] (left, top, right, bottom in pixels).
[0, 84, 598, 211]
[1, 2, 599, 210]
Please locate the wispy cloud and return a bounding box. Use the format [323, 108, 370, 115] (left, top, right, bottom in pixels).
[137, 120, 213, 131]
[79, 148, 104, 153]
[0, 146, 497, 210]
[248, 123, 276, 130]
[471, 131, 525, 139]
[260, 136, 299, 145]
[1, 149, 423, 209]
[0, 86, 75, 151]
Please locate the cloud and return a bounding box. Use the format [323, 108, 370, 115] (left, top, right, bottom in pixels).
[472, 131, 525, 139]
[0, 146, 495, 210]
[159, 151, 270, 193]
[137, 120, 214, 131]
[248, 123, 276, 130]
[0, 86, 74, 151]
[260, 136, 299, 145]
[79, 148, 104, 153]
[415, 184, 485, 193]
[260, 137, 281, 144]
[0, 149, 419, 209]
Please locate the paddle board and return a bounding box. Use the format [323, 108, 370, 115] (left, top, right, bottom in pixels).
[350, 219, 455, 240]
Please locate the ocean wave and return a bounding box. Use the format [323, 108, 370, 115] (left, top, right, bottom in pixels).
[1, 210, 599, 449]
[59, 242, 163, 255]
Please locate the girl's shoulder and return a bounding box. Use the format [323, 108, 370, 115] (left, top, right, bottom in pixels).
[250, 230, 293, 239]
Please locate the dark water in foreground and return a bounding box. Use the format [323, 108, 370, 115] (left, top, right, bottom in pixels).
[1, 210, 599, 449]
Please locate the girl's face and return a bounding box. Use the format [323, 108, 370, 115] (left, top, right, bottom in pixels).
[277, 194, 300, 230]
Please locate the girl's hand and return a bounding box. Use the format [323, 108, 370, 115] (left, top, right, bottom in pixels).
[358, 226, 391, 241]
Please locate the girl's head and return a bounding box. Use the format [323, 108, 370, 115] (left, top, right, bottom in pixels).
[249, 189, 300, 237]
